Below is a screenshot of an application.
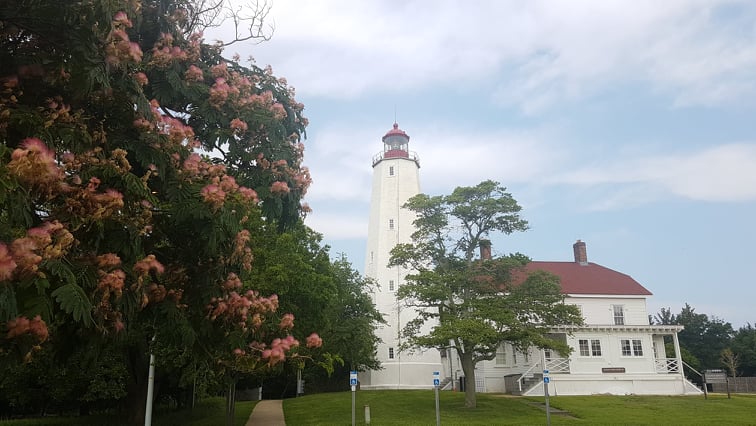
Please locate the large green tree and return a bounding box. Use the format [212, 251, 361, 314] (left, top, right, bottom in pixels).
[729, 324, 756, 376]
[0, 1, 317, 423]
[389, 180, 583, 408]
[654, 304, 733, 371]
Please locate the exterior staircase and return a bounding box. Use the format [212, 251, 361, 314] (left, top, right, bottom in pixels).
[511, 373, 543, 395]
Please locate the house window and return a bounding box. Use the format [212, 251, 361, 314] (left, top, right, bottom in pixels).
[544, 349, 553, 359]
[389, 166, 395, 176]
[389, 280, 395, 291]
[389, 219, 395, 230]
[388, 347, 395, 359]
[621, 339, 643, 356]
[495, 344, 506, 365]
[512, 351, 517, 365]
[613, 305, 625, 325]
[579, 339, 602, 356]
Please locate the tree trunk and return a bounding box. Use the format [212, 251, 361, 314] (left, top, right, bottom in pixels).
[460, 351, 477, 408]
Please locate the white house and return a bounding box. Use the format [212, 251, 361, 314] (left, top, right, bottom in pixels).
[444, 240, 702, 396]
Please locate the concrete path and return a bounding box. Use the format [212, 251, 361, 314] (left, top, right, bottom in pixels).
[245, 399, 285, 426]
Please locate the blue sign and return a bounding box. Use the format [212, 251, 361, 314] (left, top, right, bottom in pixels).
[543, 369, 550, 375]
[350, 378, 358, 386]
[543, 377, 550, 384]
[350, 371, 358, 387]
[433, 379, 440, 386]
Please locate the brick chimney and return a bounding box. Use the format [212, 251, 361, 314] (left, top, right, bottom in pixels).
[480, 239, 492, 261]
[573, 240, 587, 265]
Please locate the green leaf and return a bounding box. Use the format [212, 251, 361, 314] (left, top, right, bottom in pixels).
[51, 283, 93, 327]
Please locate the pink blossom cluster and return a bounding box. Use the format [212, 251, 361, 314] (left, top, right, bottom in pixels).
[229, 118, 248, 135]
[181, 153, 227, 179]
[0, 221, 74, 280]
[261, 335, 299, 365]
[306, 332, 323, 348]
[209, 77, 239, 109]
[279, 313, 295, 330]
[134, 254, 165, 276]
[70, 177, 125, 221]
[43, 97, 74, 126]
[105, 11, 143, 66]
[198, 173, 259, 210]
[5, 315, 49, 342]
[96, 253, 125, 298]
[185, 65, 204, 82]
[134, 72, 148, 86]
[270, 181, 290, 194]
[231, 230, 253, 271]
[150, 33, 189, 67]
[7, 138, 64, 193]
[206, 285, 279, 331]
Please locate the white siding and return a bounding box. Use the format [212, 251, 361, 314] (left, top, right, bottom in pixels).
[568, 296, 649, 325]
[362, 152, 442, 389]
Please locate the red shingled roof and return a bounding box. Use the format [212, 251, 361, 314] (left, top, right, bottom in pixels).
[382, 123, 409, 141]
[522, 261, 652, 296]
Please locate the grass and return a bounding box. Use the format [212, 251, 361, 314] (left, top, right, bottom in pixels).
[0, 397, 257, 426]
[284, 390, 756, 425]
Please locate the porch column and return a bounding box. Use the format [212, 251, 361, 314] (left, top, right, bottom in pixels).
[672, 331, 685, 393]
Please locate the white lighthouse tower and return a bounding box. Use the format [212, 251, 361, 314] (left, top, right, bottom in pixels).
[360, 123, 444, 389]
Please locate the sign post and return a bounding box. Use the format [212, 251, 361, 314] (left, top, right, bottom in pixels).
[433, 371, 441, 426]
[350, 371, 357, 426]
[543, 369, 551, 426]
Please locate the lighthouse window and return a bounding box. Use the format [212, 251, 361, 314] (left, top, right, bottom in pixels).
[388, 347, 395, 359]
[389, 280, 395, 291]
[389, 219, 394, 230]
[389, 166, 394, 176]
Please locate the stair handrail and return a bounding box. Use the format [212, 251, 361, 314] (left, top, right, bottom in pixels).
[682, 360, 708, 399]
[515, 361, 542, 392]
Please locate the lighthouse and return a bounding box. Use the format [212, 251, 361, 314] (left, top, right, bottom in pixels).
[360, 123, 444, 389]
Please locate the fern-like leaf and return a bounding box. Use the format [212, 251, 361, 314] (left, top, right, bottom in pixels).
[51, 283, 93, 327]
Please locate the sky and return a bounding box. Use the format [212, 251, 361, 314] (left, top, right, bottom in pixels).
[209, 0, 756, 328]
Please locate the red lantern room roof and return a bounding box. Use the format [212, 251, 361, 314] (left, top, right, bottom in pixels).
[382, 123, 410, 142]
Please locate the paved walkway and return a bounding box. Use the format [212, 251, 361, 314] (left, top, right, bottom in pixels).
[245, 399, 286, 426]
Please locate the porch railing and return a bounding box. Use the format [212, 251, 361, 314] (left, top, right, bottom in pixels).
[545, 357, 570, 373]
[654, 358, 680, 373]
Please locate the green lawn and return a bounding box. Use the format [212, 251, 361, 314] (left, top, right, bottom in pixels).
[283, 390, 756, 425]
[0, 397, 256, 426]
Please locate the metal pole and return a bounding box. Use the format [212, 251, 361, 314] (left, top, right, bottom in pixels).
[435, 386, 441, 426]
[144, 351, 156, 426]
[352, 389, 356, 426]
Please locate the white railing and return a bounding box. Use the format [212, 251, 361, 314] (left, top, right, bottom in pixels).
[516, 362, 541, 392]
[545, 357, 570, 373]
[655, 358, 680, 373]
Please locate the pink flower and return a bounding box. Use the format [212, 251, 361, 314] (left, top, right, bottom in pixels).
[237, 187, 259, 203]
[185, 65, 204, 82]
[200, 184, 226, 208]
[134, 72, 148, 86]
[279, 313, 294, 330]
[134, 254, 165, 275]
[270, 181, 290, 194]
[0, 243, 17, 281]
[229, 118, 248, 134]
[306, 333, 323, 348]
[113, 11, 132, 27]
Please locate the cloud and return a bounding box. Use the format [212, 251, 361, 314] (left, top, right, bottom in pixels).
[305, 211, 368, 240]
[303, 122, 566, 203]
[555, 143, 756, 207]
[213, 0, 756, 111]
